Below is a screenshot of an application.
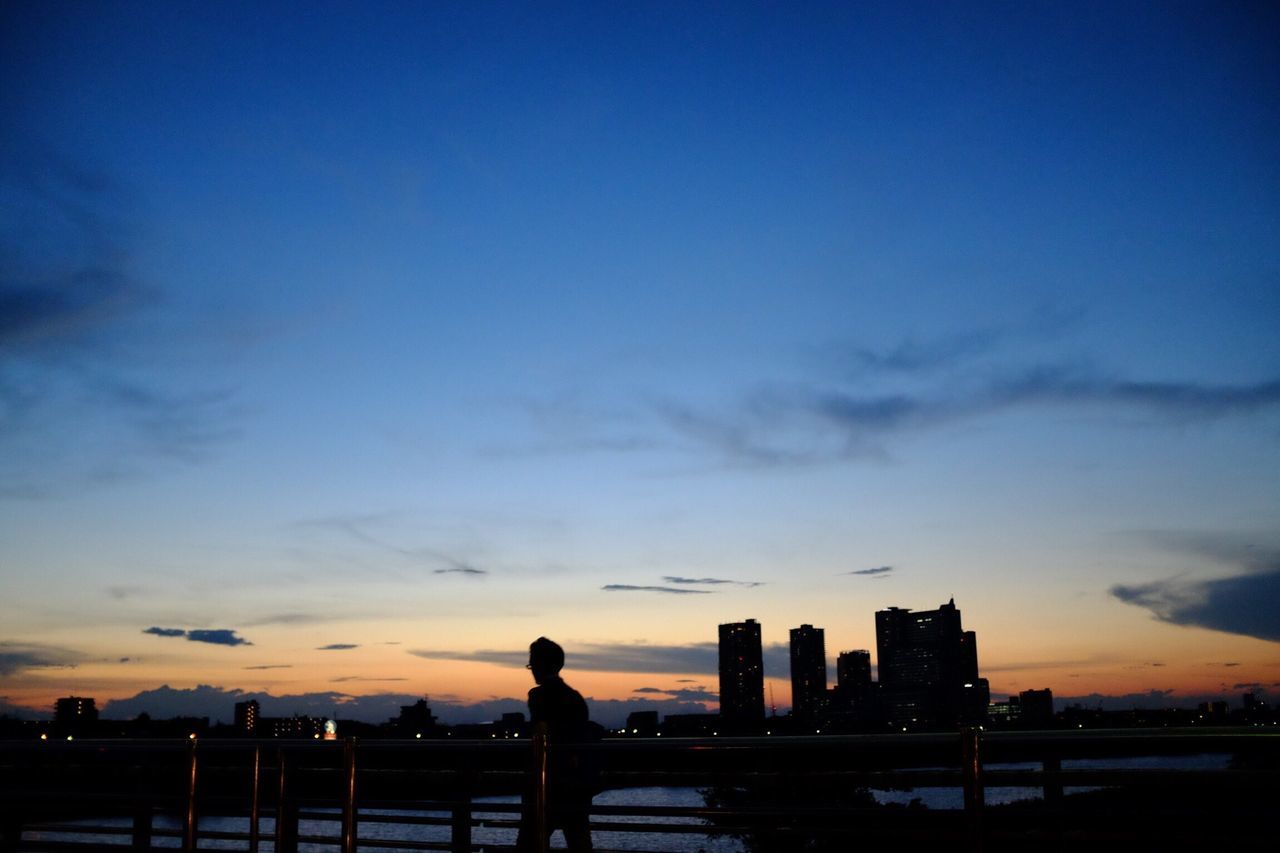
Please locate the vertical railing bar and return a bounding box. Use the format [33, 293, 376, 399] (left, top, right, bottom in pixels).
[341, 738, 358, 853]
[248, 745, 261, 853]
[131, 802, 153, 852]
[961, 727, 984, 853]
[533, 723, 549, 853]
[182, 739, 198, 853]
[450, 762, 472, 853]
[275, 747, 297, 853]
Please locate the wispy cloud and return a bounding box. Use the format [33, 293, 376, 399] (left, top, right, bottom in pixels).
[331, 675, 408, 683]
[410, 642, 722, 674]
[634, 685, 719, 702]
[244, 664, 292, 670]
[291, 513, 488, 576]
[241, 612, 334, 627]
[0, 641, 84, 676]
[650, 365, 1280, 466]
[143, 627, 252, 646]
[847, 566, 894, 577]
[602, 584, 713, 595]
[661, 576, 763, 588]
[317, 643, 359, 651]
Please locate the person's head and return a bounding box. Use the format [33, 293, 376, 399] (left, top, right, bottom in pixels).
[528, 637, 564, 685]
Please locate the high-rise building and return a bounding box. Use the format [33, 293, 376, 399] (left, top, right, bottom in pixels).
[234, 699, 260, 735]
[54, 696, 98, 736]
[719, 618, 765, 725]
[789, 624, 827, 719]
[834, 649, 873, 707]
[875, 599, 988, 729]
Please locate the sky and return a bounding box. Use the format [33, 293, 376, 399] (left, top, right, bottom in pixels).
[1, 1, 1278, 728]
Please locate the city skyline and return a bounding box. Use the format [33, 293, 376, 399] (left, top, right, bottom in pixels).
[3, 3, 1278, 723]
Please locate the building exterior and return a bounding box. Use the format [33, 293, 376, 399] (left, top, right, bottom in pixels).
[875, 599, 988, 730]
[719, 618, 765, 725]
[1019, 689, 1054, 727]
[54, 696, 98, 735]
[789, 624, 827, 719]
[234, 699, 259, 735]
[830, 649, 875, 718]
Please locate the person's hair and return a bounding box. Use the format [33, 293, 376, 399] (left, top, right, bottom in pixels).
[529, 637, 565, 673]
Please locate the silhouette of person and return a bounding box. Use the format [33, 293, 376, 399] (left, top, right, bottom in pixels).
[516, 637, 595, 852]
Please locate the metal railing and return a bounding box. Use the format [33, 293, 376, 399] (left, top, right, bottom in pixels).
[1, 727, 1276, 853]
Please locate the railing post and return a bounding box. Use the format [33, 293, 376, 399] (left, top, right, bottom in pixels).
[961, 727, 984, 852]
[533, 722, 549, 853]
[131, 804, 153, 852]
[340, 738, 358, 853]
[1, 813, 21, 853]
[248, 745, 262, 853]
[450, 770, 473, 853]
[275, 748, 298, 853]
[182, 739, 199, 853]
[1042, 755, 1063, 806]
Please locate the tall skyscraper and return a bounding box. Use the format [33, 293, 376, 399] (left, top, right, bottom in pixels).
[718, 618, 765, 725]
[789, 624, 827, 719]
[875, 598, 988, 729]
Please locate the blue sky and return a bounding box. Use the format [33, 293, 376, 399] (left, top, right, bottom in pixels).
[2, 1, 1278, 725]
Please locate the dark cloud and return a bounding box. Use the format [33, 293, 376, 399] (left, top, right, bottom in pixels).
[661, 576, 763, 588]
[317, 643, 359, 651]
[0, 641, 84, 675]
[1110, 569, 1280, 643]
[435, 567, 487, 575]
[633, 687, 665, 694]
[602, 584, 712, 595]
[145, 627, 251, 646]
[0, 266, 137, 351]
[243, 664, 292, 670]
[186, 629, 251, 646]
[118, 657, 131, 663]
[0, 146, 242, 496]
[848, 566, 893, 577]
[106, 585, 145, 600]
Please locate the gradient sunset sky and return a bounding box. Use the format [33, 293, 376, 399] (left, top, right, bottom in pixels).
[2, 2, 1278, 727]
